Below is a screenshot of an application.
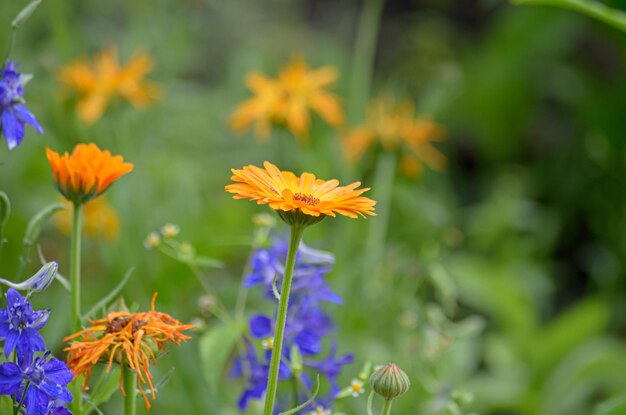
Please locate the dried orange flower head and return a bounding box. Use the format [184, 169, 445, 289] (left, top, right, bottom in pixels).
[343, 97, 446, 178]
[57, 46, 159, 125]
[64, 293, 194, 410]
[225, 161, 375, 227]
[229, 56, 345, 142]
[46, 143, 133, 205]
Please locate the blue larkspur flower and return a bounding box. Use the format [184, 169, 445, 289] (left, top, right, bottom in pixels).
[0, 351, 73, 415]
[0, 288, 50, 363]
[45, 399, 72, 415]
[234, 237, 353, 412]
[0, 60, 43, 150]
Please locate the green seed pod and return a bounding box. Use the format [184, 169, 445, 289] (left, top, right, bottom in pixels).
[369, 363, 411, 400]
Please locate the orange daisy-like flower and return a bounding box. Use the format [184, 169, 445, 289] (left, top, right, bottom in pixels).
[46, 143, 133, 205]
[225, 161, 376, 226]
[64, 293, 194, 410]
[58, 46, 159, 125]
[229, 57, 345, 142]
[343, 97, 446, 178]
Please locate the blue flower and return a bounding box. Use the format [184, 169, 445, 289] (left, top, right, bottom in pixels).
[303, 343, 354, 396]
[0, 60, 43, 150]
[45, 400, 72, 415]
[0, 351, 73, 415]
[0, 288, 50, 363]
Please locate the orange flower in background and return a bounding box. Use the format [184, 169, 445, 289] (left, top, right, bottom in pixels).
[58, 46, 159, 125]
[46, 143, 133, 204]
[54, 197, 120, 241]
[225, 161, 375, 225]
[64, 293, 194, 410]
[229, 57, 345, 141]
[343, 97, 446, 178]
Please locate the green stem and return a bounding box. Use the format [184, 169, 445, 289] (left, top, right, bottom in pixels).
[69, 202, 83, 415]
[348, 0, 386, 122]
[70, 202, 82, 332]
[262, 225, 305, 415]
[124, 368, 138, 415]
[49, 0, 71, 58]
[381, 399, 393, 415]
[363, 152, 396, 294]
[512, 0, 626, 32]
[14, 381, 29, 415]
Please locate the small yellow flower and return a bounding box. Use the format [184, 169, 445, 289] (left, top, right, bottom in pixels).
[144, 232, 161, 250]
[343, 97, 446, 178]
[350, 379, 365, 397]
[230, 57, 344, 142]
[310, 406, 332, 415]
[54, 197, 120, 241]
[160, 223, 180, 238]
[261, 337, 274, 350]
[58, 46, 159, 125]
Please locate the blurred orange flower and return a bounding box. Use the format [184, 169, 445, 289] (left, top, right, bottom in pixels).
[229, 57, 344, 141]
[46, 143, 133, 205]
[64, 293, 193, 410]
[54, 197, 120, 241]
[343, 98, 446, 178]
[225, 161, 375, 224]
[58, 46, 159, 125]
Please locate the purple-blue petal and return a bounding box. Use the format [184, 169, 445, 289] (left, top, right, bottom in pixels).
[249, 315, 272, 339]
[14, 104, 43, 134]
[43, 358, 74, 387]
[2, 110, 24, 150]
[0, 362, 22, 394]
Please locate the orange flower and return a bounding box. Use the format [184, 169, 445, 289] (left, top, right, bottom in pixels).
[54, 197, 120, 241]
[46, 143, 133, 204]
[343, 97, 446, 178]
[64, 293, 194, 410]
[229, 57, 344, 141]
[58, 46, 159, 125]
[225, 161, 375, 226]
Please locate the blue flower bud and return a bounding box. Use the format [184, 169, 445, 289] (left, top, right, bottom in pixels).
[0, 261, 57, 294]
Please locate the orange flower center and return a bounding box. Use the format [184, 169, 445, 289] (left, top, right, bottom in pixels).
[293, 192, 320, 206]
[105, 316, 147, 335]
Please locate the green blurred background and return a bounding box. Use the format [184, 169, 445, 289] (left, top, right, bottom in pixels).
[1, 0, 626, 414]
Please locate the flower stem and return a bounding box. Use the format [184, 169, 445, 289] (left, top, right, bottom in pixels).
[363, 152, 396, 296]
[348, 0, 386, 122]
[70, 202, 83, 332]
[262, 224, 305, 415]
[124, 368, 138, 415]
[381, 398, 393, 415]
[14, 381, 29, 415]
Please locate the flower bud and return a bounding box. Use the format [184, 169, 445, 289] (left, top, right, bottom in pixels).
[0, 261, 57, 294]
[369, 363, 410, 400]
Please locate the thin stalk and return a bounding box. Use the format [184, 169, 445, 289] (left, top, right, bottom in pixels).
[70, 202, 82, 332]
[363, 152, 396, 295]
[262, 225, 305, 415]
[124, 368, 138, 415]
[348, 0, 386, 122]
[69, 202, 83, 415]
[13, 382, 29, 415]
[381, 399, 393, 415]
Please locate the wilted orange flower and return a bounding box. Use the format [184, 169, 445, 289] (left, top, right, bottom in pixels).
[229, 57, 344, 141]
[58, 46, 159, 125]
[225, 161, 375, 225]
[54, 197, 120, 240]
[343, 97, 446, 178]
[64, 293, 194, 410]
[46, 143, 133, 205]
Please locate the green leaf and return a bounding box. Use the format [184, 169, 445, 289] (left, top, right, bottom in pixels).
[192, 256, 223, 268]
[89, 366, 121, 406]
[512, 0, 626, 33]
[595, 394, 626, 415]
[0, 192, 9, 227]
[11, 0, 43, 29]
[278, 374, 320, 415]
[82, 267, 135, 321]
[199, 319, 246, 393]
[367, 390, 375, 415]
